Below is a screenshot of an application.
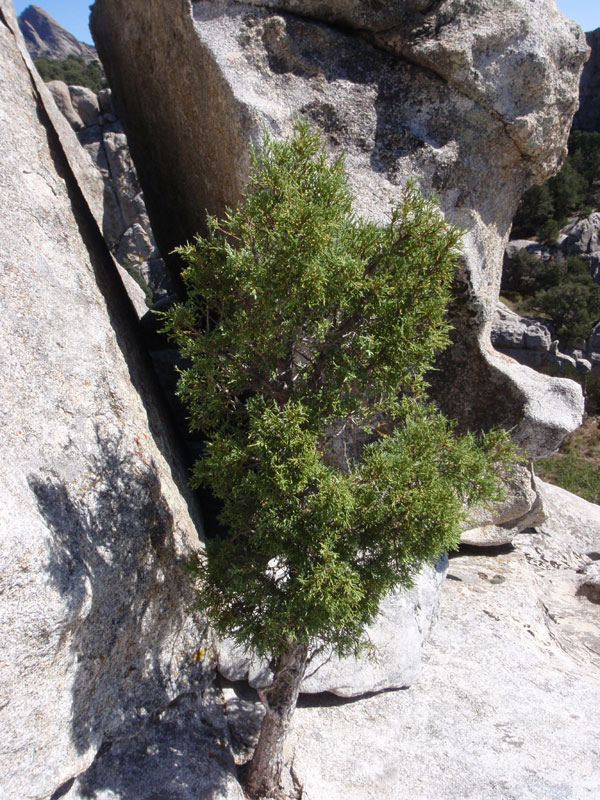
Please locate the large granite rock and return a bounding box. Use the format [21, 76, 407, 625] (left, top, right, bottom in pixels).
[563, 210, 600, 281]
[47, 78, 85, 129]
[573, 28, 600, 132]
[223, 480, 600, 798]
[88, 0, 587, 704]
[91, 0, 587, 459]
[0, 4, 241, 798]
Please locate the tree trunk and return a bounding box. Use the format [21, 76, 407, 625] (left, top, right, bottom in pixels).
[244, 641, 309, 798]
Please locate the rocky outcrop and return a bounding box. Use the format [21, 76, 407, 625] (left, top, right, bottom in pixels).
[0, 3, 241, 797]
[573, 28, 600, 132]
[91, 0, 587, 459]
[223, 480, 600, 799]
[492, 301, 593, 373]
[500, 215, 600, 372]
[563, 210, 600, 280]
[45, 79, 172, 304]
[18, 3, 97, 60]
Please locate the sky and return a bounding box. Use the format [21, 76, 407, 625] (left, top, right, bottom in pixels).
[13, 1, 94, 44]
[10, 0, 600, 46]
[556, 0, 600, 32]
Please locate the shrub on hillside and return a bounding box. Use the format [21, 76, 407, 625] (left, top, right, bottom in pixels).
[512, 131, 600, 239]
[34, 55, 105, 93]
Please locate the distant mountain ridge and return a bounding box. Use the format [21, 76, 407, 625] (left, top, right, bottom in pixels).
[18, 4, 96, 61]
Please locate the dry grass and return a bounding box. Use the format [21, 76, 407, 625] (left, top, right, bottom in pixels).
[535, 415, 600, 505]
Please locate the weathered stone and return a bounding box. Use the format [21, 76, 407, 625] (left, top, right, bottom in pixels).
[491, 319, 525, 348]
[545, 349, 578, 371]
[577, 561, 600, 603]
[0, 6, 238, 798]
[460, 524, 516, 546]
[98, 86, 114, 114]
[141, 257, 175, 298]
[505, 238, 553, 261]
[464, 463, 546, 538]
[115, 221, 160, 265]
[589, 320, 600, 353]
[47, 78, 84, 130]
[524, 324, 552, 351]
[217, 558, 448, 697]
[576, 356, 592, 374]
[61, 690, 245, 800]
[47, 88, 172, 303]
[564, 210, 600, 256]
[91, 0, 586, 458]
[69, 84, 101, 127]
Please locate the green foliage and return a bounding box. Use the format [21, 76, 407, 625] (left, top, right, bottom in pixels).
[503, 249, 600, 343]
[538, 218, 559, 246]
[34, 55, 105, 93]
[512, 183, 555, 235]
[547, 161, 587, 223]
[503, 249, 561, 296]
[527, 257, 600, 342]
[163, 123, 513, 659]
[512, 131, 600, 239]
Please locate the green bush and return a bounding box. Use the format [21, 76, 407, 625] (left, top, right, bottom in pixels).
[162, 122, 514, 797]
[529, 280, 600, 343]
[34, 55, 105, 94]
[538, 218, 560, 246]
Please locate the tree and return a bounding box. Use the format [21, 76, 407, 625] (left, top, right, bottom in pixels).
[548, 160, 587, 223]
[502, 248, 561, 296]
[163, 123, 512, 798]
[512, 182, 555, 237]
[34, 54, 105, 93]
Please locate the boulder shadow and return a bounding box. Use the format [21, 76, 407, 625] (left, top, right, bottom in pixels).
[29, 431, 238, 799]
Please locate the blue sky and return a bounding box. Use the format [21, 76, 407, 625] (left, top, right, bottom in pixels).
[557, 0, 600, 31]
[11, 0, 600, 46]
[14, 2, 94, 44]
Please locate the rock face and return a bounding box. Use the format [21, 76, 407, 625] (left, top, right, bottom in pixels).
[0, 4, 241, 798]
[45, 79, 172, 304]
[563, 210, 600, 280]
[223, 480, 600, 799]
[573, 28, 600, 132]
[18, 3, 97, 60]
[91, 0, 587, 459]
